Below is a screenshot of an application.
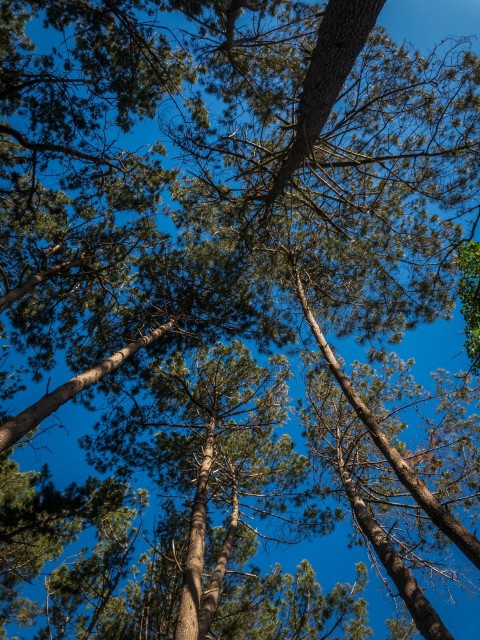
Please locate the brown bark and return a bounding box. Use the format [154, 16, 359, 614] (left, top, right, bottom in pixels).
[293, 267, 480, 570]
[175, 416, 216, 640]
[265, 0, 386, 203]
[0, 257, 86, 313]
[0, 319, 175, 453]
[197, 481, 239, 640]
[218, 2, 266, 51]
[336, 439, 455, 640]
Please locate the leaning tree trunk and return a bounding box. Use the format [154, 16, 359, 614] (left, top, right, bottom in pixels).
[265, 0, 387, 203]
[293, 267, 480, 570]
[0, 256, 86, 313]
[197, 479, 239, 640]
[336, 436, 455, 640]
[0, 319, 175, 453]
[176, 416, 216, 640]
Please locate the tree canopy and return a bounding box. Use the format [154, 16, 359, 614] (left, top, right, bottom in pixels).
[1, 1, 480, 639]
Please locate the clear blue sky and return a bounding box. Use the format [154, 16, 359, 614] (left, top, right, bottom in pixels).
[380, 0, 480, 51]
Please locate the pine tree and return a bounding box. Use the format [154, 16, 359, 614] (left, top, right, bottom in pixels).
[1, 1, 480, 637]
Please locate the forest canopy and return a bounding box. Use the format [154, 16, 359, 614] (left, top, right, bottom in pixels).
[0, 1, 479, 639]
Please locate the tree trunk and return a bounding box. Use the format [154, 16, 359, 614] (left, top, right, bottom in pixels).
[0, 319, 175, 453]
[0, 256, 86, 313]
[336, 438, 455, 640]
[197, 481, 239, 640]
[175, 416, 216, 640]
[293, 267, 480, 570]
[266, 0, 386, 203]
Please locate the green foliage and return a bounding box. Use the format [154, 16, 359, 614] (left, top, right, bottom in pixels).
[85, 341, 311, 537]
[0, 455, 144, 636]
[386, 613, 419, 640]
[210, 560, 372, 640]
[0, 457, 79, 633]
[459, 240, 480, 371]
[303, 352, 480, 588]
[74, 537, 373, 640]
[33, 493, 143, 640]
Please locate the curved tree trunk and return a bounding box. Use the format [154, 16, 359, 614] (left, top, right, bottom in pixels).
[175, 416, 216, 640]
[0, 256, 86, 313]
[266, 0, 387, 203]
[197, 480, 239, 640]
[0, 319, 175, 453]
[293, 267, 480, 570]
[336, 438, 455, 640]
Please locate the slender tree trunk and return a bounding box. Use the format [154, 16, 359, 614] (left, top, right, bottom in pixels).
[293, 267, 480, 570]
[266, 0, 386, 203]
[336, 437, 455, 640]
[197, 480, 239, 640]
[0, 256, 86, 313]
[337, 439, 454, 640]
[0, 319, 175, 453]
[175, 416, 216, 640]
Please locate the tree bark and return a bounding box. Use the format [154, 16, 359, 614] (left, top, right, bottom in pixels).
[0, 319, 175, 453]
[336, 439, 455, 640]
[293, 267, 480, 570]
[265, 0, 386, 203]
[218, 1, 266, 51]
[197, 481, 239, 640]
[0, 257, 86, 313]
[175, 416, 216, 640]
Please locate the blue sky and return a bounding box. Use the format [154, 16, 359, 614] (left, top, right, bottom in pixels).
[379, 0, 480, 52]
[9, 1, 480, 638]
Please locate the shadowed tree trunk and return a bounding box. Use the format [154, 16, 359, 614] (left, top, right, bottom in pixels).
[0, 319, 175, 453]
[266, 0, 387, 203]
[0, 256, 86, 313]
[293, 266, 480, 570]
[176, 416, 216, 640]
[336, 433, 455, 640]
[197, 478, 239, 640]
[218, 1, 266, 52]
